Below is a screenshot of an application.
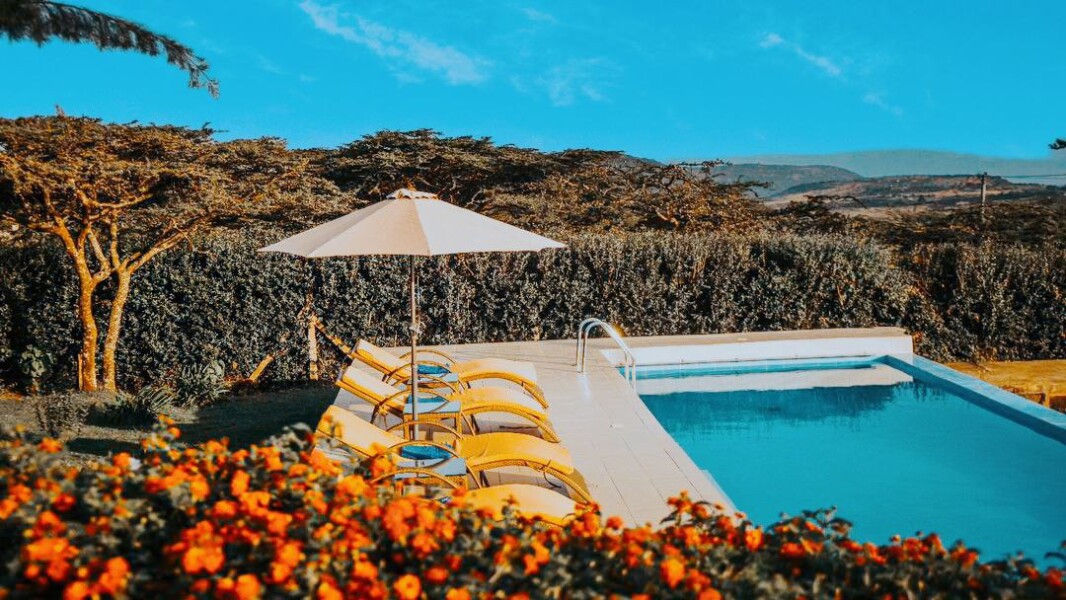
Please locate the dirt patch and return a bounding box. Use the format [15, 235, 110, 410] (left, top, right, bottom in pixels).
[947, 360, 1066, 413]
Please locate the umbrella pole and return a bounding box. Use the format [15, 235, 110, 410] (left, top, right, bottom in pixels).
[409, 256, 419, 440]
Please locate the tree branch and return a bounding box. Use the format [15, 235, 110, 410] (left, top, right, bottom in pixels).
[1, 0, 219, 96]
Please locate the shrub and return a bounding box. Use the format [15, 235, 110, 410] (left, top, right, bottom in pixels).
[0, 424, 1061, 598]
[174, 360, 228, 407]
[98, 386, 176, 427]
[0, 233, 1063, 390]
[17, 345, 49, 394]
[32, 393, 89, 440]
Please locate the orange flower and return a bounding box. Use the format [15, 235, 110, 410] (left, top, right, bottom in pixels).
[235, 574, 262, 600]
[231, 470, 250, 496]
[189, 477, 210, 501]
[353, 559, 378, 581]
[698, 589, 722, 600]
[523, 554, 542, 575]
[445, 588, 471, 600]
[39, 438, 62, 453]
[112, 453, 131, 469]
[606, 516, 624, 529]
[410, 532, 439, 557]
[276, 541, 303, 567]
[425, 566, 449, 585]
[97, 557, 129, 595]
[393, 574, 422, 600]
[182, 545, 224, 575]
[316, 579, 344, 600]
[660, 557, 685, 589]
[46, 558, 71, 581]
[24, 538, 77, 563]
[62, 581, 90, 600]
[337, 475, 367, 497]
[744, 528, 764, 551]
[801, 539, 824, 555]
[52, 493, 76, 513]
[780, 543, 805, 559]
[212, 500, 238, 519]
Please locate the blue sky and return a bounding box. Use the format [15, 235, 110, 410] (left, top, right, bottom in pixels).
[2, 0, 1063, 160]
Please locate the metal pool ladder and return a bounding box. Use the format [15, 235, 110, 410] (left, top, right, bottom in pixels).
[575, 318, 637, 386]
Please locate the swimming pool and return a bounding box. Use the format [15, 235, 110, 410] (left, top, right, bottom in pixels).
[635, 355, 1066, 565]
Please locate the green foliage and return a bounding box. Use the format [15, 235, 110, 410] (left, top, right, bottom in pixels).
[98, 386, 175, 427]
[16, 345, 48, 393]
[174, 360, 228, 407]
[1, 232, 1062, 391]
[32, 392, 89, 439]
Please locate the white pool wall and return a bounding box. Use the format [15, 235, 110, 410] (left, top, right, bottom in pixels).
[601, 331, 914, 367]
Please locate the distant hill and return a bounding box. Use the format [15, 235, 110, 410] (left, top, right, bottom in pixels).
[765, 174, 1066, 214]
[723, 149, 1066, 186]
[711, 163, 862, 195]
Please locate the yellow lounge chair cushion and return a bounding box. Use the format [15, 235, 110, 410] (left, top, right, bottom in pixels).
[462, 484, 580, 526]
[448, 358, 539, 384]
[318, 405, 402, 454]
[338, 367, 545, 419]
[356, 339, 538, 383]
[455, 432, 575, 475]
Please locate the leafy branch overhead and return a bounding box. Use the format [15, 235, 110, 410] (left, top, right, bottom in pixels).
[1052, 139, 1066, 150]
[0, 0, 218, 96]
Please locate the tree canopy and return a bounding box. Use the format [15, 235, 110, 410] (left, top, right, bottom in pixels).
[0, 0, 217, 95]
[0, 115, 338, 389]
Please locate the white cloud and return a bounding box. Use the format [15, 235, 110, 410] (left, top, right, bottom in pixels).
[759, 32, 842, 78]
[535, 58, 617, 107]
[521, 7, 557, 24]
[299, 0, 489, 85]
[759, 32, 783, 49]
[863, 92, 904, 117]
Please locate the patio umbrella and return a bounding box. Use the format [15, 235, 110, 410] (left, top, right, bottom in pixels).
[259, 188, 565, 434]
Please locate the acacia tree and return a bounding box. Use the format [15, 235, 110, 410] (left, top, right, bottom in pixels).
[515, 158, 767, 232]
[0, 116, 331, 391]
[0, 0, 217, 95]
[320, 129, 592, 210]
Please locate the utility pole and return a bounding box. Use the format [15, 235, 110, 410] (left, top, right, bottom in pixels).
[979, 171, 988, 227]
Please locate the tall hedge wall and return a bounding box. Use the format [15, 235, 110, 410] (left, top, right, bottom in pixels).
[0, 232, 1063, 390]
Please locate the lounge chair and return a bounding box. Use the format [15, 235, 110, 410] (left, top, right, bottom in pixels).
[454, 484, 581, 527]
[336, 366, 560, 442]
[316, 405, 592, 503]
[355, 339, 547, 407]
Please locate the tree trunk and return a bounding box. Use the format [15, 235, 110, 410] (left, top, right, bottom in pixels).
[101, 269, 132, 391]
[74, 259, 99, 392]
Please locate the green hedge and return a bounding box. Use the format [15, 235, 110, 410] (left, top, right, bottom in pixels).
[0, 233, 1063, 390]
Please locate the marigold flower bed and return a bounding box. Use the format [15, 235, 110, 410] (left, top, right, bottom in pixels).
[0, 421, 1062, 598]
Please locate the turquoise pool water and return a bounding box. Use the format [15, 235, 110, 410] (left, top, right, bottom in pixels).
[637, 362, 1066, 565]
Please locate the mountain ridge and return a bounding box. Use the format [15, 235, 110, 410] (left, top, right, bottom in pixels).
[717, 148, 1066, 186]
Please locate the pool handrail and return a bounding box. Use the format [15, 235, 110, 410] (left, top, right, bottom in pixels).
[575, 318, 637, 385]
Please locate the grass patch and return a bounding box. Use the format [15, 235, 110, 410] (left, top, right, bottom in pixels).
[0, 382, 336, 465]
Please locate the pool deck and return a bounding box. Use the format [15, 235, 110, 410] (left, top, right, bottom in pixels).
[335, 327, 912, 525]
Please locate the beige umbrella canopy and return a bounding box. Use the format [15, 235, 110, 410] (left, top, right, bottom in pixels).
[260, 188, 565, 432]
